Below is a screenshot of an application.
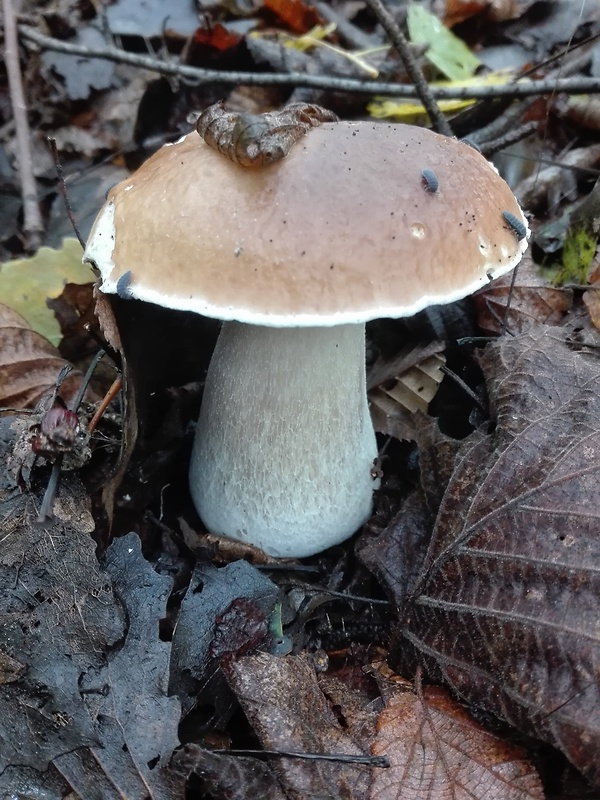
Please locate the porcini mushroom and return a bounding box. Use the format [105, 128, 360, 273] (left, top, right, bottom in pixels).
[84, 117, 529, 558]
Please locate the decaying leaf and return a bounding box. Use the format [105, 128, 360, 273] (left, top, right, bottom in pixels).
[370, 680, 543, 800]
[0, 238, 94, 345]
[583, 262, 600, 332]
[226, 652, 372, 799]
[473, 255, 571, 335]
[196, 101, 338, 167]
[172, 744, 288, 800]
[514, 144, 600, 213]
[262, 0, 323, 34]
[368, 342, 446, 440]
[0, 303, 82, 408]
[0, 415, 124, 773]
[384, 327, 600, 784]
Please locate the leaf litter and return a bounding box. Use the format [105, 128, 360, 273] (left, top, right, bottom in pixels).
[2, 0, 600, 796]
[362, 326, 600, 785]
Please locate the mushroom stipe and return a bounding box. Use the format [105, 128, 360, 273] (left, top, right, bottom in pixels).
[502, 210, 528, 241]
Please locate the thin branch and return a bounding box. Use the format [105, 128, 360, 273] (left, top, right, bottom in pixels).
[4, 3, 44, 249]
[18, 25, 600, 100]
[47, 137, 86, 249]
[362, 0, 452, 135]
[479, 122, 538, 157]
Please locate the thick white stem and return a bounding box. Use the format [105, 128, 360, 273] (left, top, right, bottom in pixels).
[189, 322, 378, 557]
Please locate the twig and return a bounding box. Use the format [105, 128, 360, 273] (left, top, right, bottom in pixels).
[362, 0, 452, 135]
[469, 100, 530, 145]
[313, 1, 379, 50]
[87, 376, 122, 434]
[37, 351, 105, 524]
[4, 2, 44, 249]
[214, 749, 390, 767]
[479, 122, 538, 157]
[47, 137, 86, 250]
[18, 25, 600, 100]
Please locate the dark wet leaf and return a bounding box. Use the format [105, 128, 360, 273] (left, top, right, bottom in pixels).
[0, 417, 124, 772]
[0, 304, 82, 408]
[0, 763, 72, 799]
[226, 652, 371, 799]
[79, 532, 183, 799]
[473, 256, 571, 335]
[41, 26, 114, 100]
[389, 327, 600, 785]
[169, 560, 279, 714]
[173, 744, 288, 800]
[370, 682, 543, 800]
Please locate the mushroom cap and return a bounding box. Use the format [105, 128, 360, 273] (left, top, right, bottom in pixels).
[84, 122, 529, 326]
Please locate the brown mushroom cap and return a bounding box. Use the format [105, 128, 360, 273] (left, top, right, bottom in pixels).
[85, 122, 528, 326]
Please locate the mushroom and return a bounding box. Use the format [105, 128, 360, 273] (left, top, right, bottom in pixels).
[84, 119, 529, 558]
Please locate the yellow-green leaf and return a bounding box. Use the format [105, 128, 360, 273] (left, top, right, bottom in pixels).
[407, 3, 480, 81]
[367, 73, 508, 123]
[0, 238, 94, 346]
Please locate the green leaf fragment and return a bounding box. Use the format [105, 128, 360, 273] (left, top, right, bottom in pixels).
[407, 3, 480, 81]
[0, 238, 94, 345]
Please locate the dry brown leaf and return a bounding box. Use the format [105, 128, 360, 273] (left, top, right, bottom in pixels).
[0, 304, 81, 408]
[369, 341, 446, 440]
[370, 682, 544, 800]
[514, 144, 600, 212]
[582, 261, 600, 332]
[473, 255, 571, 335]
[225, 652, 372, 799]
[393, 327, 600, 784]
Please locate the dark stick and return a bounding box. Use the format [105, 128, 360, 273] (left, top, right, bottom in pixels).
[37, 351, 105, 524]
[4, 1, 44, 249]
[362, 0, 452, 135]
[18, 25, 600, 100]
[214, 749, 390, 767]
[47, 137, 87, 250]
[479, 122, 538, 157]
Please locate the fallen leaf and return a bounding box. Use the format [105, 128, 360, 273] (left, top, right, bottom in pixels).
[46, 282, 98, 363]
[76, 533, 183, 798]
[0, 303, 82, 408]
[583, 262, 600, 332]
[0, 238, 94, 345]
[41, 26, 114, 100]
[0, 416, 124, 773]
[226, 652, 372, 799]
[172, 745, 288, 800]
[263, 0, 323, 34]
[407, 4, 480, 81]
[390, 327, 600, 785]
[169, 560, 279, 716]
[370, 681, 543, 799]
[473, 255, 571, 335]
